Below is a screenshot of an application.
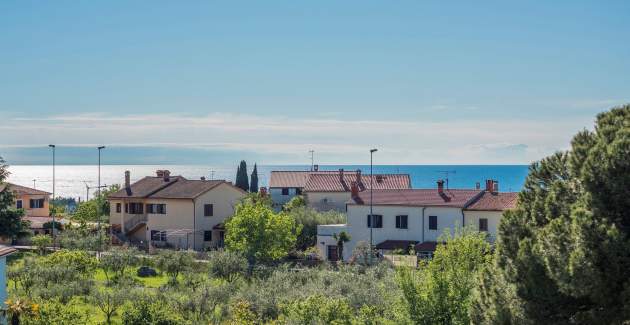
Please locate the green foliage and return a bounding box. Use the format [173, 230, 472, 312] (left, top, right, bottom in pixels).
[250, 163, 259, 193]
[333, 231, 351, 261]
[281, 294, 354, 324]
[476, 104, 630, 324]
[169, 282, 233, 323]
[283, 195, 307, 211]
[235, 160, 250, 192]
[100, 247, 140, 284]
[287, 206, 345, 251]
[21, 299, 89, 325]
[91, 287, 133, 324]
[225, 200, 301, 264]
[0, 157, 30, 240]
[207, 250, 248, 282]
[30, 234, 52, 255]
[122, 294, 183, 325]
[154, 249, 195, 285]
[72, 200, 99, 224]
[397, 228, 491, 325]
[58, 227, 109, 251]
[44, 249, 98, 275]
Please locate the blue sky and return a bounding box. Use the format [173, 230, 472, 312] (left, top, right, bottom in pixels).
[1, 0, 629, 165]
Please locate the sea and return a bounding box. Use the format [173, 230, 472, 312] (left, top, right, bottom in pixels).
[6, 165, 530, 201]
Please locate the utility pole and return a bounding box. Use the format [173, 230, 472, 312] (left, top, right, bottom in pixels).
[97, 146, 106, 254]
[32, 179, 36, 189]
[48, 144, 56, 247]
[210, 170, 215, 180]
[309, 150, 314, 171]
[369, 148, 378, 264]
[437, 170, 456, 190]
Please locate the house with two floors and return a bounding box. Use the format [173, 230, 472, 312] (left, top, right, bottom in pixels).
[107, 170, 246, 251]
[0, 183, 54, 238]
[317, 179, 517, 261]
[269, 169, 411, 211]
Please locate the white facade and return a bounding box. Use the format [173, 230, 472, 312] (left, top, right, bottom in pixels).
[270, 187, 300, 209]
[322, 204, 503, 261]
[306, 192, 351, 212]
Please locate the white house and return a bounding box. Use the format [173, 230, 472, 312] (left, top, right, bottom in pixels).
[317, 180, 518, 261]
[108, 170, 247, 251]
[269, 169, 411, 211]
[1, 246, 17, 323]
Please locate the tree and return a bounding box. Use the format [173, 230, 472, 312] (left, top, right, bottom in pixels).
[99, 247, 140, 284]
[397, 228, 491, 325]
[333, 231, 351, 261]
[155, 250, 195, 285]
[91, 287, 132, 324]
[225, 201, 301, 264]
[31, 235, 52, 255]
[249, 163, 259, 193]
[288, 206, 345, 251]
[207, 250, 248, 282]
[71, 200, 98, 225]
[0, 157, 30, 241]
[122, 295, 183, 325]
[21, 299, 88, 325]
[474, 105, 630, 324]
[235, 160, 249, 192]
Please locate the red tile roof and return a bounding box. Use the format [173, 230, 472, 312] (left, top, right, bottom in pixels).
[349, 189, 483, 208]
[269, 170, 411, 192]
[0, 183, 51, 196]
[108, 176, 243, 199]
[268, 171, 314, 188]
[0, 246, 17, 257]
[465, 191, 519, 211]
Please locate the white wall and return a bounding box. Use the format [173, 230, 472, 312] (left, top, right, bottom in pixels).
[270, 187, 299, 209]
[464, 210, 503, 242]
[316, 224, 347, 260]
[305, 192, 350, 212]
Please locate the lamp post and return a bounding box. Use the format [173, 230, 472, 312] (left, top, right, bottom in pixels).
[97, 146, 105, 253]
[369, 148, 377, 263]
[48, 144, 56, 247]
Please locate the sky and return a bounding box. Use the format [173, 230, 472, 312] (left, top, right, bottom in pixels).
[1, 0, 629, 165]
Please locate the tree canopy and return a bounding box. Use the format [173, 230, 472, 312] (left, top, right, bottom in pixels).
[0, 156, 30, 240]
[473, 104, 630, 324]
[250, 163, 259, 193]
[235, 160, 249, 192]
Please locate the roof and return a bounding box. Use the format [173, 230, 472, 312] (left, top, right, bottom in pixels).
[349, 189, 483, 208]
[108, 176, 242, 199]
[269, 170, 411, 192]
[0, 183, 51, 196]
[414, 241, 439, 252]
[465, 191, 519, 211]
[0, 246, 17, 257]
[375, 240, 419, 250]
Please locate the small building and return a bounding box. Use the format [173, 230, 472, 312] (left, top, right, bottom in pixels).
[107, 170, 247, 251]
[0, 183, 51, 217]
[317, 179, 518, 261]
[269, 169, 411, 212]
[1, 246, 17, 322]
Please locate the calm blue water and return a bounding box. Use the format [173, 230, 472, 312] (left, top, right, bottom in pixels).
[7, 165, 529, 200]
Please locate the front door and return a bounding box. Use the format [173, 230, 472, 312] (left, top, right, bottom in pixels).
[327, 245, 339, 261]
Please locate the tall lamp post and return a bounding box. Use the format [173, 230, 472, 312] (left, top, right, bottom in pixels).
[369, 148, 377, 262]
[97, 146, 105, 253]
[48, 144, 56, 247]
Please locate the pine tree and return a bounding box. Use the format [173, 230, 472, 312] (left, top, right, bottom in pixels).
[250, 164, 259, 193]
[235, 160, 249, 192]
[474, 105, 630, 324]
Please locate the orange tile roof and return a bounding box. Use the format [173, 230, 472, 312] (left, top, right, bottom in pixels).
[465, 191, 518, 211]
[269, 170, 411, 192]
[268, 171, 314, 188]
[349, 189, 483, 208]
[0, 183, 51, 196]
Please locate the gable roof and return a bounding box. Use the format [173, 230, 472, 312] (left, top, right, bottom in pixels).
[107, 176, 243, 200]
[348, 189, 483, 208]
[0, 183, 51, 196]
[465, 191, 519, 211]
[269, 170, 411, 192]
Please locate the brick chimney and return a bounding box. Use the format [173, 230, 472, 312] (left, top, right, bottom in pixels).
[476, 182, 481, 190]
[163, 170, 171, 182]
[437, 179, 445, 194]
[156, 170, 165, 177]
[200, 176, 206, 181]
[356, 169, 362, 185]
[339, 168, 344, 182]
[493, 180, 499, 192]
[125, 171, 131, 190]
[485, 179, 493, 192]
[350, 181, 359, 198]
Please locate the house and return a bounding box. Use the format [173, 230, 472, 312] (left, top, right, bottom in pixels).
[1, 246, 17, 322]
[0, 183, 51, 217]
[107, 170, 247, 251]
[317, 179, 518, 261]
[269, 169, 411, 211]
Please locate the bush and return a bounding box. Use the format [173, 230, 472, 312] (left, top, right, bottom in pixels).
[155, 250, 195, 285]
[100, 247, 140, 283]
[21, 299, 89, 325]
[281, 294, 354, 324]
[30, 234, 52, 255]
[207, 250, 248, 282]
[288, 206, 345, 251]
[122, 294, 183, 325]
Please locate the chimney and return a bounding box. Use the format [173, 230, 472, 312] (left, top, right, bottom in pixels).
[493, 181, 499, 193]
[350, 181, 359, 198]
[475, 182, 481, 190]
[200, 176, 206, 181]
[260, 187, 268, 197]
[339, 168, 344, 182]
[156, 170, 165, 177]
[356, 169, 362, 185]
[314, 164, 319, 171]
[485, 179, 493, 192]
[437, 179, 445, 194]
[163, 170, 171, 182]
[125, 171, 131, 190]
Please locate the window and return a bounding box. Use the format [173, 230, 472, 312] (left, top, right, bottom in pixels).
[479, 218, 488, 232]
[295, 188, 302, 195]
[396, 215, 408, 229]
[204, 204, 213, 217]
[116, 203, 121, 213]
[128, 203, 143, 214]
[367, 214, 383, 228]
[151, 230, 167, 241]
[281, 188, 289, 195]
[146, 204, 166, 214]
[29, 198, 45, 209]
[204, 231, 212, 242]
[125, 203, 128, 213]
[429, 215, 438, 230]
[16, 200, 23, 209]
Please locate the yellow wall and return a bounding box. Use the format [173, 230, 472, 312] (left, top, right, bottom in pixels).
[15, 194, 49, 217]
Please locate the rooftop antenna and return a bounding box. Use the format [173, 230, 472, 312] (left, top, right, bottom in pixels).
[309, 150, 315, 171]
[33, 179, 36, 189]
[437, 170, 456, 190]
[210, 170, 215, 180]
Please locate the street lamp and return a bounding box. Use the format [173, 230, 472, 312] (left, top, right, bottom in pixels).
[48, 144, 56, 247]
[369, 148, 378, 262]
[97, 146, 105, 253]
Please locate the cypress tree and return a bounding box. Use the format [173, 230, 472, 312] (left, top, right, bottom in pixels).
[235, 160, 249, 192]
[250, 164, 259, 193]
[473, 105, 630, 324]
